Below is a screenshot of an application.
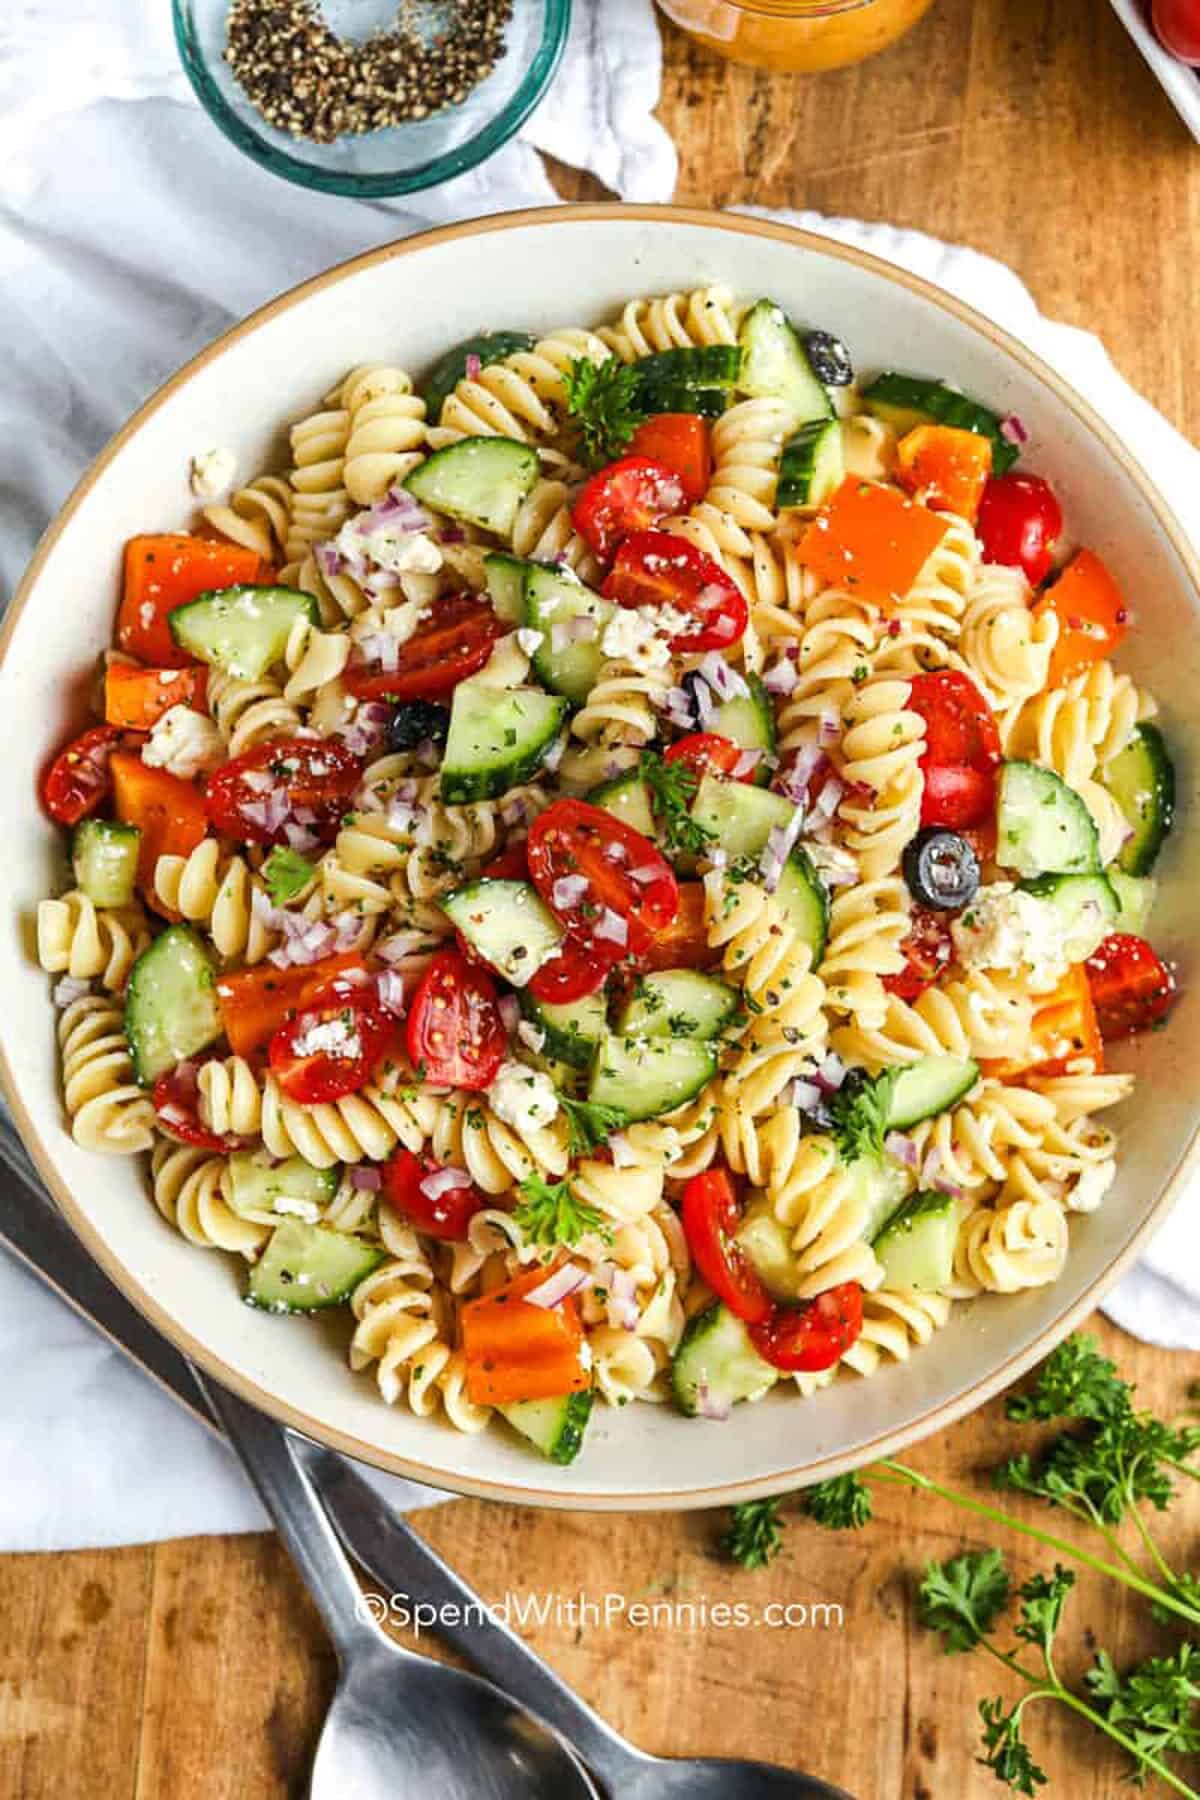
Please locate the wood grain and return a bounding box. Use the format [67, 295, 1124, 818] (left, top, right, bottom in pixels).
[5, 2, 1200, 1793]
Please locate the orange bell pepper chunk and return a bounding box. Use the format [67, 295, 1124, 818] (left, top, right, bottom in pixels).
[215, 953, 367, 1060]
[1032, 549, 1128, 687]
[796, 477, 950, 611]
[104, 662, 207, 731]
[462, 1264, 591, 1407]
[118, 535, 262, 667]
[982, 966, 1104, 1081]
[110, 751, 208, 906]
[895, 425, 992, 523]
[637, 883, 717, 973]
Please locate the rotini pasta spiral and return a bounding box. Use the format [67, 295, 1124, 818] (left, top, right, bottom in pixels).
[425, 1090, 571, 1193]
[37, 892, 149, 990]
[428, 329, 611, 447]
[953, 1197, 1069, 1294]
[203, 473, 291, 562]
[597, 285, 743, 361]
[507, 477, 603, 585]
[832, 973, 1032, 1070]
[150, 1140, 268, 1256]
[960, 563, 1058, 705]
[704, 398, 799, 535]
[998, 658, 1153, 786]
[206, 667, 302, 756]
[154, 838, 308, 964]
[58, 995, 156, 1154]
[835, 676, 926, 877]
[335, 364, 426, 505]
[819, 878, 910, 1029]
[281, 614, 351, 704]
[839, 1288, 953, 1376]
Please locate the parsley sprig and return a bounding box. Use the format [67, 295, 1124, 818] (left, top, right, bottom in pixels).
[262, 845, 317, 904]
[558, 1095, 629, 1158]
[720, 1335, 1200, 1795]
[512, 1171, 608, 1249]
[564, 356, 647, 468]
[640, 750, 716, 857]
[827, 1067, 899, 1165]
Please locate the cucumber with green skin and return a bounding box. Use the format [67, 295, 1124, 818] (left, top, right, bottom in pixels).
[1018, 872, 1118, 965]
[588, 1033, 717, 1122]
[1107, 870, 1157, 936]
[872, 1189, 958, 1292]
[246, 1221, 385, 1314]
[440, 879, 564, 987]
[403, 437, 539, 537]
[737, 300, 833, 425]
[482, 551, 532, 626]
[124, 924, 222, 1086]
[72, 819, 140, 908]
[689, 774, 830, 963]
[616, 969, 738, 1040]
[523, 564, 615, 705]
[517, 987, 607, 1069]
[440, 679, 567, 804]
[421, 331, 537, 423]
[861, 372, 1020, 474]
[169, 584, 317, 681]
[632, 345, 743, 391]
[1099, 722, 1175, 877]
[227, 1155, 340, 1222]
[671, 1302, 778, 1417]
[708, 673, 776, 783]
[587, 769, 660, 841]
[777, 418, 845, 510]
[735, 1198, 803, 1302]
[884, 1053, 979, 1131]
[632, 383, 729, 420]
[499, 1392, 595, 1464]
[995, 761, 1102, 877]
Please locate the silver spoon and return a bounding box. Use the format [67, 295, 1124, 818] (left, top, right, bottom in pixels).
[297, 1438, 852, 1800]
[198, 1375, 602, 1800]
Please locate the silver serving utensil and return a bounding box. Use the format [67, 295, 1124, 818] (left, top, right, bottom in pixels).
[197, 1372, 602, 1800]
[0, 1116, 850, 1798]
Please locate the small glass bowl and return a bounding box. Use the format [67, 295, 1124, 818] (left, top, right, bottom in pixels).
[172, 0, 571, 197]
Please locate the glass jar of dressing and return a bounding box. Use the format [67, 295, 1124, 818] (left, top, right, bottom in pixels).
[655, 0, 936, 73]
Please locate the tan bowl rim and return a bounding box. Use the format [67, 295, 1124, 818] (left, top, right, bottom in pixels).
[3, 202, 1198, 1510]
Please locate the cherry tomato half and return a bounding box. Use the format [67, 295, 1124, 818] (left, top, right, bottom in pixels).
[572, 457, 689, 564]
[664, 733, 758, 785]
[602, 531, 748, 653]
[204, 737, 363, 847]
[382, 1148, 485, 1240]
[680, 1169, 773, 1326]
[343, 594, 503, 704]
[882, 906, 955, 1002]
[41, 724, 122, 826]
[628, 415, 711, 506]
[976, 473, 1063, 586]
[907, 671, 1001, 832]
[748, 1283, 864, 1373]
[1085, 933, 1177, 1040]
[480, 842, 530, 882]
[153, 1059, 246, 1153]
[527, 933, 622, 1005]
[406, 949, 507, 1091]
[1153, 0, 1200, 61]
[269, 970, 395, 1104]
[635, 883, 716, 973]
[526, 797, 679, 960]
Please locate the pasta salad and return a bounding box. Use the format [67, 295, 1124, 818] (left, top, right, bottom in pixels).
[34, 286, 1178, 1464]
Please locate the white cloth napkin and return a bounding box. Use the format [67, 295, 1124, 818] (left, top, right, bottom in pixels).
[1, 11, 1197, 1553]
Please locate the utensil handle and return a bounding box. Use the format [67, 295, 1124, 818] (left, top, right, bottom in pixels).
[196, 1374, 387, 1667]
[295, 1439, 639, 1791]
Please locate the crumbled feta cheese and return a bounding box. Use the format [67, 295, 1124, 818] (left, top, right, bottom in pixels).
[273, 1196, 322, 1223]
[486, 1059, 560, 1135]
[805, 841, 859, 888]
[190, 447, 237, 500]
[952, 882, 1108, 993]
[141, 705, 225, 779]
[290, 1016, 362, 1060]
[338, 517, 442, 576]
[1067, 1160, 1116, 1215]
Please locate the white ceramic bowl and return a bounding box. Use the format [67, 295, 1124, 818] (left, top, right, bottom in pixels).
[2, 207, 1197, 1509]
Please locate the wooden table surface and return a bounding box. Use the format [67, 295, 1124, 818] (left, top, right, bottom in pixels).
[5, 2, 1200, 1794]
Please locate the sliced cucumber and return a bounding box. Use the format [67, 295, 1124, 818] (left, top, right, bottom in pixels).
[523, 565, 615, 705]
[777, 418, 845, 510]
[632, 383, 729, 421]
[1100, 722, 1175, 877]
[631, 345, 743, 391]
[860, 372, 1020, 475]
[1108, 870, 1157, 937]
[873, 1189, 958, 1292]
[124, 924, 222, 1086]
[168, 584, 317, 681]
[227, 1154, 340, 1222]
[421, 331, 536, 422]
[72, 819, 140, 908]
[996, 761, 1102, 877]
[588, 1033, 717, 1122]
[709, 673, 776, 784]
[587, 769, 660, 841]
[690, 774, 830, 962]
[440, 679, 567, 804]
[441, 879, 564, 987]
[403, 437, 539, 537]
[498, 1392, 594, 1465]
[617, 970, 738, 1040]
[482, 551, 532, 626]
[849, 1153, 914, 1242]
[1018, 872, 1118, 965]
[885, 1054, 979, 1130]
[737, 300, 833, 425]
[517, 987, 607, 1069]
[735, 1198, 802, 1302]
[671, 1302, 778, 1417]
[246, 1220, 384, 1314]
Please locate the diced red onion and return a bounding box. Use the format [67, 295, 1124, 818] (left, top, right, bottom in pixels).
[762, 658, 798, 697]
[524, 1262, 590, 1309]
[420, 1165, 474, 1200]
[357, 631, 401, 674]
[629, 862, 662, 885]
[814, 1051, 846, 1093]
[465, 353, 482, 379]
[999, 414, 1028, 446]
[808, 775, 845, 828]
[597, 1264, 640, 1330]
[497, 993, 520, 1035]
[375, 969, 407, 1015]
[550, 615, 598, 652]
[351, 1165, 383, 1191]
[594, 907, 628, 947]
[368, 488, 433, 534]
[660, 686, 696, 729]
[542, 735, 566, 773]
[268, 917, 338, 968]
[315, 541, 344, 579]
[53, 975, 93, 1008]
[760, 809, 805, 893]
[885, 1131, 919, 1171]
[552, 874, 589, 910]
[333, 911, 366, 951]
[817, 709, 841, 750]
[792, 1078, 824, 1114]
[694, 1380, 732, 1422]
[241, 768, 274, 794]
[437, 524, 467, 545]
[387, 799, 425, 834]
[698, 652, 748, 702]
[732, 748, 762, 779]
[692, 678, 716, 729]
[777, 744, 826, 804]
[283, 823, 320, 853]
